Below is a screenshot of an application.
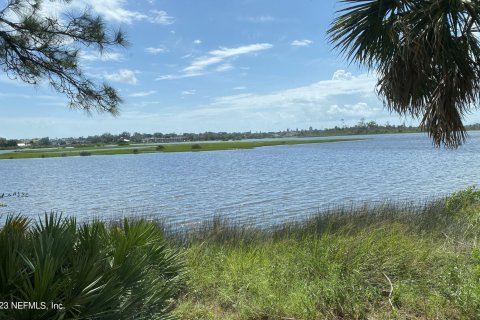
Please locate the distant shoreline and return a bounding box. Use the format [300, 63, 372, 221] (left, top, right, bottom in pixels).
[0, 138, 364, 160]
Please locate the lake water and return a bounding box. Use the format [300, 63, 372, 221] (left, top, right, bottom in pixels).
[1, 132, 480, 226]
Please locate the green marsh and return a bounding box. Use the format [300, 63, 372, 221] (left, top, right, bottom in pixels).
[0, 138, 363, 160]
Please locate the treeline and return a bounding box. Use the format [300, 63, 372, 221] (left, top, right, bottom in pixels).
[0, 138, 18, 148]
[300, 120, 421, 137]
[61, 121, 423, 145]
[4, 121, 480, 149]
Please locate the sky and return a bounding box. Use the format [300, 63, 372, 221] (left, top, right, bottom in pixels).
[2, 0, 480, 139]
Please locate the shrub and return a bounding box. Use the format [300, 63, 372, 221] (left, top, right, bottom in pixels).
[446, 186, 480, 224]
[133, 148, 139, 154]
[191, 144, 202, 150]
[156, 145, 165, 151]
[0, 214, 184, 319]
[79, 151, 91, 156]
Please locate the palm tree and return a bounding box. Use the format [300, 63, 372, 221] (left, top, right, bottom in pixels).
[328, 0, 480, 148]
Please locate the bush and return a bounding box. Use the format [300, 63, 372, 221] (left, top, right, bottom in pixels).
[79, 151, 91, 156]
[133, 148, 139, 154]
[191, 144, 202, 150]
[0, 214, 184, 319]
[446, 186, 480, 224]
[156, 145, 165, 151]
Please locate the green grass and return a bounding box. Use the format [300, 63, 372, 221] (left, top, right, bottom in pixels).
[3, 188, 480, 318]
[171, 189, 480, 319]
[0, 138, 363, 160]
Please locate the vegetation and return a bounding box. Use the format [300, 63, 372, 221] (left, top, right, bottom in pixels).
[329, 0, 480, 148]
[174, 190, 480, 319]
[0, 214, 184, 320]
[191, 144, 202, 150]
[0, 121, 421, 149]
[3, 189, 480, 318]
[79, 151, 91, 157]
[0, 138, 363, 160]
[6, 122, 480, 150]
[0, 138, 18, 148]
[0, 0, 126, 114]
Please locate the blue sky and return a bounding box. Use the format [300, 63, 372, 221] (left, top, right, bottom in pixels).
[2, 0, 478, 139]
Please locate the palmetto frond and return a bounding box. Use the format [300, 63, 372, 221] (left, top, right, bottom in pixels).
[0, 213, 184, 320]
[329, 0, 480, 148]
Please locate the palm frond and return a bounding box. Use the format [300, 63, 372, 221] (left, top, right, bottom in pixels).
[329, 0, 480, 148]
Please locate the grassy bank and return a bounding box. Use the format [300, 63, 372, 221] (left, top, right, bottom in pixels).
[0, 138, 363, 160]
[173, 188, 480, 319]
[2, 188, 480, 319]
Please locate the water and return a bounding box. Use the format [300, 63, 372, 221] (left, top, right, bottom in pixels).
[1, 132, 479, 226]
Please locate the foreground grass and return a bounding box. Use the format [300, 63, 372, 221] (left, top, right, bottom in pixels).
[3, 188, 480, 319]
[172, 189, 480, 319]
[0, 138, 363, 160]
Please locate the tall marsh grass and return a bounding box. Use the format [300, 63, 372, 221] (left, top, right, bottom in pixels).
[174, 194, 480, 319]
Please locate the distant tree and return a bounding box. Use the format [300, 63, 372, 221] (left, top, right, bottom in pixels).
[131, 132, 143, 143]
[37, 137, 51, 146]
[328, 0, 480, 148]
[100, 133, 115, 144]
[0, 138, 18, 148]
[120, 131, 131, 139]
[0, 0, 126, 114]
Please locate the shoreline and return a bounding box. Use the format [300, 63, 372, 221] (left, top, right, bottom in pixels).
[2, 189, 480, 319]
[0, 138, 364, 160]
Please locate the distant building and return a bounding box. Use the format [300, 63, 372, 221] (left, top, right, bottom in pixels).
[17, 141, 31, 148]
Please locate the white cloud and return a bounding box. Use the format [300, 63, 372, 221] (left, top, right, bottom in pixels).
[182, 90, 196, 95]
[208, 44, 273, 59]
[245, 16, 275, 23]
[193, 39, 202, 45]
[104, 69, 138, 84]
[148, 10, 174, 24]
[79, 51, 124, 62]
[332, 70, 353, 81]
[233, 86, 247, 90]
[86, 1, 146, 23]
[40, 0, 173, 25]
[190, 71, 383, 125]
[158, 43, 273, 80]
[128, 72, 388, 133]
[145, 47, 166, 54]
[216, 64, 234, 72]
[291, 39, 313, 47]
[129, 90, 157, 97]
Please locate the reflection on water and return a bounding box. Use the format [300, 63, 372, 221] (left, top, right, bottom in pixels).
[1, 132, 479, 226]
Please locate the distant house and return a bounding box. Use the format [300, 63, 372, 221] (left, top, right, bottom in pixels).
[17, 141, 31, 148]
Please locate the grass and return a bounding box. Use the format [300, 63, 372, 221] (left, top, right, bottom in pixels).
[171, 188, 480, 319]
[3, 188, 480, 318]
[0, 138, 363, 160]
